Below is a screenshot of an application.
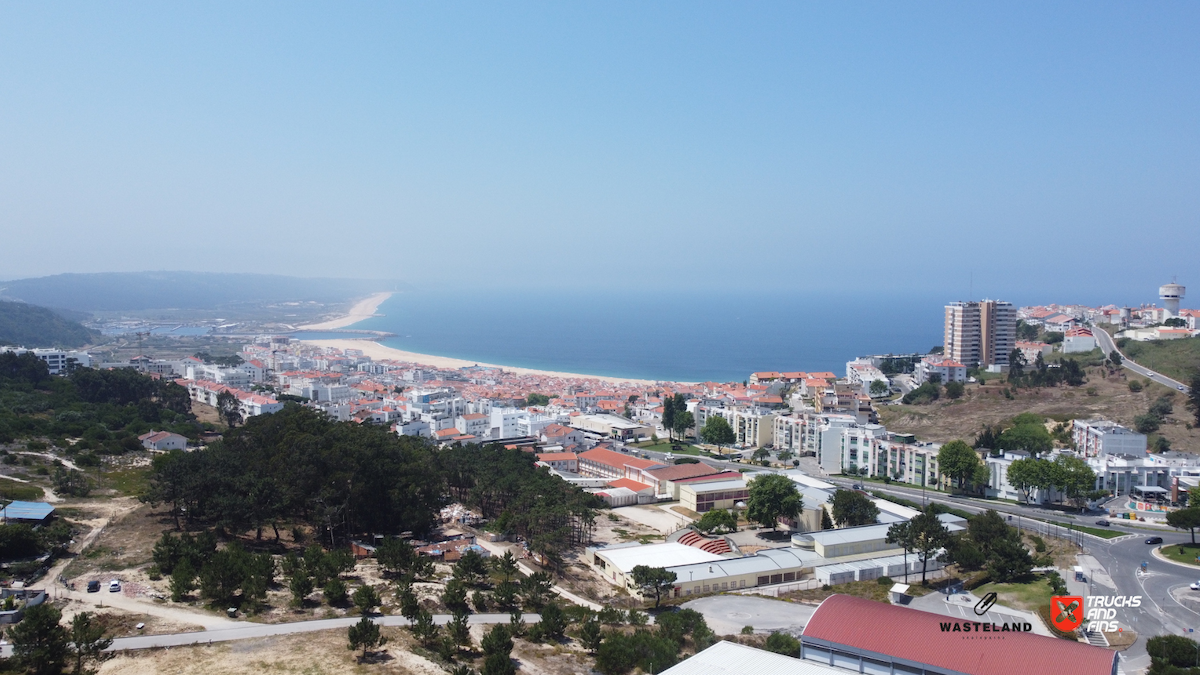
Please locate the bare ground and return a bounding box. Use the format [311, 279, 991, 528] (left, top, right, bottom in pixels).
[97, 624, 599, 675]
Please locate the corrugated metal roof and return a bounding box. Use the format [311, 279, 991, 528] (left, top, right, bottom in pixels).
[802, 595, 1117, 675]
[595, 543, 725, 574]
[661, 641, 846, 675]
[0, 501, 54, 521]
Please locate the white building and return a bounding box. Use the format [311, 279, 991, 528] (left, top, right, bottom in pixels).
[1073, 420, 1147, 458]
[4, 348, 92, 375]
[914, 357, 967, 385]
[138, 430, 188, 451]
[845, 359, 889, 395]
[455, 413, 489, 437]
[490, 408, 529, 439]
[1062, 328, 1098, 353]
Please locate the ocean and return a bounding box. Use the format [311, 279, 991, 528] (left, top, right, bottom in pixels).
[296, 290, 950, 382]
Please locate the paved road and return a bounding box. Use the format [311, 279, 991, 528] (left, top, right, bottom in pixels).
[1091, 324, 1190, 392]
[834, 478, 1200, 671]
[0, 613, 541, 657]
[683, 595, 813, 635]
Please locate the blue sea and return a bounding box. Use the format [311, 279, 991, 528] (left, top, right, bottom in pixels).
[295, 291, 950, 382]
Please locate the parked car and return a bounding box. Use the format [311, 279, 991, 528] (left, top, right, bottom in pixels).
[1095, 519, 1110, 526]
[108, 580, 121, 593]
[86, 580, 100, 593]
[1146, 537, 1164, 545]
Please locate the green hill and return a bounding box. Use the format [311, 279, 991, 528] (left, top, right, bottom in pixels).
[0, 301, 100, 348]
[0, 272, 403, 312]
[1120, 336, 1200, 383]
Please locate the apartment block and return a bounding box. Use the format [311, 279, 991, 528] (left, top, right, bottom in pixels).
[944, 300, 1015, 368]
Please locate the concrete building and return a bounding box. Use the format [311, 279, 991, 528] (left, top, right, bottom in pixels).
[4, 348, 92, 375]
[1063, 327, 1098, 353]
[578, 447, 664, 481]
[913, 357, 967, 385]
[455, 413, 489, 437]
[569, 414, 651, 441]
[1073, 419, 1147, 458]
[680, 478, 749, 514]
[1161, 282, 1186, 318]
[590, 542, 725, 591]
[536, 452, 578, 473]
[943, 299, 1016, 368]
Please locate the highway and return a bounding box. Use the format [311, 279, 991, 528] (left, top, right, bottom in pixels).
[1091, 323, 1191, 393]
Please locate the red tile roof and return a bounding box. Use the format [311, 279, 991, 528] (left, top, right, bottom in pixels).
[537, 452, 578, 462]
[579, 447, 662, 471]
[644, 463, 721, 482]
[672, 471, 742, 484]
[607, 478, 654, 492]
[803, 595, 1116, 675]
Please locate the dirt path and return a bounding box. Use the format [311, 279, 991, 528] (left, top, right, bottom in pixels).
[472, 538, 602, 611]
[15, 451, 83, 471]
[45, 500, 245, 630]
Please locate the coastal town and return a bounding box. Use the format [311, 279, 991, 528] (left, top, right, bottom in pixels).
[2, 5, 1196, 673]
[1, 281, 1197, 673]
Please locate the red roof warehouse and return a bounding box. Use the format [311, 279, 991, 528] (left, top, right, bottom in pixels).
[801, 595, 1117, 675]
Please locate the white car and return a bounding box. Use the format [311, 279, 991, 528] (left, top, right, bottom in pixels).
[1190, 580, 1200, 591]
[108, 580, 121, 593]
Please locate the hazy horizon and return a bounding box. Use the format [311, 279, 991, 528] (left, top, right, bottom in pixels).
[2, 3, 1197, 299]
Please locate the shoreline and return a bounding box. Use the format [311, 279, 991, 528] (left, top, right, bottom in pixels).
[295, 292, 393, 331]
[301, 338, 660, 386]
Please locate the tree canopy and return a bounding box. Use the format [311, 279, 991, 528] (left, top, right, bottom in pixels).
[699, 415, 735, 453]
[937, 440, 981, 492]
[745, 474, 802, 531]
[829, 489, 879, 528]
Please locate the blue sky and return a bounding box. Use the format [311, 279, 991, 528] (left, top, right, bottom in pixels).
[1, 2, 1197, 302]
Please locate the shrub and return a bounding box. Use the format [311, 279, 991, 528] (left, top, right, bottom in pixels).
[741, 625, 754, 635]
[877, 576, 893, 586]
[1129, 380, 1143, 393]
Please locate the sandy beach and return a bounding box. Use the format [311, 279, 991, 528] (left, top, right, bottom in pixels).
[295, 292, 393, 330]
[301, 338, 659, 386]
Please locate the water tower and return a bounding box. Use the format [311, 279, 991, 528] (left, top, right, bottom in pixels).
[1160, 282, 1185, 317]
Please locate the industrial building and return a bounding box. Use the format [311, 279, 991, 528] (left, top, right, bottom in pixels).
[660, 640, 848, 675]
[588, 515, 962, 599]
[679, 478, 750, 514]
[800, 595, 1119, 675]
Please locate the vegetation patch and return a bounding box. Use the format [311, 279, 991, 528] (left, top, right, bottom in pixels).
[1158, 543, 1200, 566]
[0, 478, 44, 502]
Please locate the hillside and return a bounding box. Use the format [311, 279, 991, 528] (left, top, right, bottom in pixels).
[1119, 336, 1200, 384]
[0, 300, 100, 348]
[0, 272, 404, 312]
[879, 368, 1200, 453]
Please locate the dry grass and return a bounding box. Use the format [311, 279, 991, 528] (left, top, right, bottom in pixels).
[98, 627, 443, 675]
[97, 624, 599, 675]
[879, 371, 1200, 452]
[64, 502, 173, 579]
[1104, 630, 1138, 651]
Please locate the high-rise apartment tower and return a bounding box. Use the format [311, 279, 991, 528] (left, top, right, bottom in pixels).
[943, 300, 1016, 368]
